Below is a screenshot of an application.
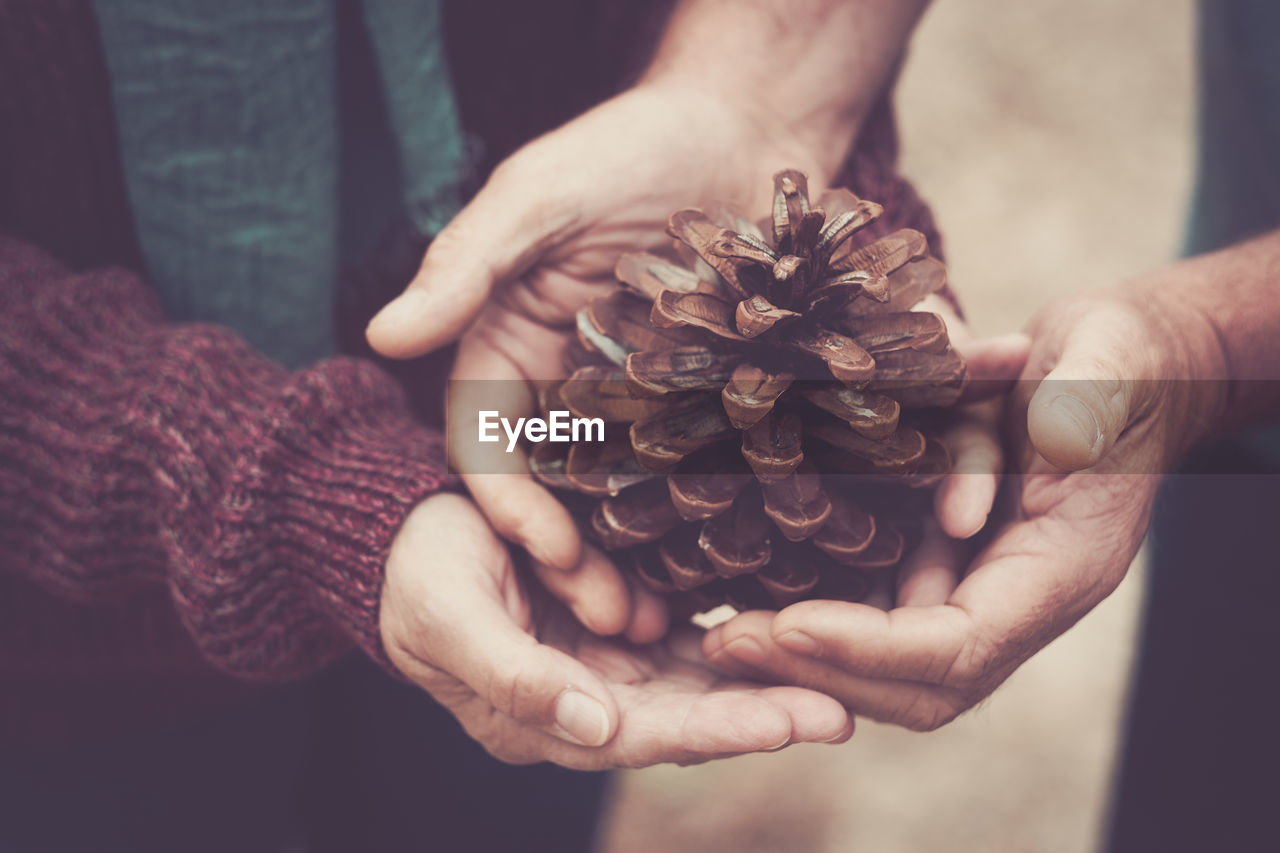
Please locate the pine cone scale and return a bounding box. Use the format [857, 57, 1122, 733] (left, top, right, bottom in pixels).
[532, 170, 967, 612]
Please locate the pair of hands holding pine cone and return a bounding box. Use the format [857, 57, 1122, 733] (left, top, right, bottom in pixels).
[363, 83, 1228, 769]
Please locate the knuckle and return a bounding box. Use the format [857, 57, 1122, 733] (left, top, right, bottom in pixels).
[424, 216, 475, 264]
[486, 666, 547, 725]
[459, 714, 542, 766]
[936, 633, 991, 690]
[479, 732, 540, 766]
[486, 152, 529, 188]
[1103, 300, 1155, 334]
[896, 693, 965, 733]
[486, 742, 537, 766]
[893, 693, 937, 732]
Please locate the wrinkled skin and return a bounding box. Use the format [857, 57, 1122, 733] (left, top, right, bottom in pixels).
[368, 82, 1026, 753]
[380, 494, 854, 768]
[704, 288, 1226, 731]
[367, 84, 1021, 577]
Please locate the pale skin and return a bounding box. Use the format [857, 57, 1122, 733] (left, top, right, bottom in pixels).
[703, 233, 1280, 730]
[365, 0, 1001, 575]
[367, 0, 985, 767]
[380, 494, 852, 768]
[368, 0, 1280, 760]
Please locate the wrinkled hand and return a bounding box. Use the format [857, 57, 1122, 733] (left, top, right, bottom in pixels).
[703, 288, 1224, 731]
[925, 302, 1031, 543]
[379, 494, 852, 768]
[367, 80, 1024, 578]
[367, 84, 834, 574]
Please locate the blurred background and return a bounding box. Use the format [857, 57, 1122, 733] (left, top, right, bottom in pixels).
[599, 1, 1195, 850]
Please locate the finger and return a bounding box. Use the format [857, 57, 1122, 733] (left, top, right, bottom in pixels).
[765, 599, 975, 686]
[701, 611, 782, 679]
[489, 685, 832, 770]
[445, 614, 619, 749]
[766, 510, 1107, 688]
[662, 622, 849, 742]
[863, 572, 895, 611]
[705, 612, 964, 731]
[1026, 307, 1157, 470]
[532, 544, 632, 637]
[611, 691, 795, 763]
[448, 338, 582, 570]
[755, 686, 853, 744]
[895, 524, 964, 608]
[600, 678, 852, 765]
[465, 476, 581, 571]
[398, 500, 618, 748]
[918, 296, 1029, 404]
[956, 333, 1032, 404]
[527, 631, 850, 767]
[933, 404, 1001, 538]
[366, 163, 577, 359]
[623, 578, 671, 645]
[664, 624, 720, 669]
[818, 716, 856, 745]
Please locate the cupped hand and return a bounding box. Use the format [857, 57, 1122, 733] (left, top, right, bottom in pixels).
[702, 287, 1225, 731]
[379, 494, 852, 768]
[922, 297, 1031, 541]
[366, 83, 853, 576]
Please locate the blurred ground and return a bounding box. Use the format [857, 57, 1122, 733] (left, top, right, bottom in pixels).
[598, 1, 1195, 851]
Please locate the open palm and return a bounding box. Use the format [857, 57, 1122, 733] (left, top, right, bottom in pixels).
[380, 495, 851, 769]
[701, 294, 1206, 729]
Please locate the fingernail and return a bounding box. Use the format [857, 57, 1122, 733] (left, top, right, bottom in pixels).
[723, 636, 766, 667]
[824, 727, 853, 745]
[1049, 395, 1101, 454]
[554, 690, 611, 747]
[703, 624, 725, 654]
[776, 631, 821, 656]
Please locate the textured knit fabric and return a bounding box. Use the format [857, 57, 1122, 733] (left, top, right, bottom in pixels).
[0, 0, 456, 746]
[0, 234, 451, 676]
[0, 0, 948, 749]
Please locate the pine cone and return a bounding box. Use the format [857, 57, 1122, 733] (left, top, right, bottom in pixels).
[531, 169, 965, 614]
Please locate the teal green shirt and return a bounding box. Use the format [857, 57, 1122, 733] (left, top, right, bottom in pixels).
[93, 0, 468, 367]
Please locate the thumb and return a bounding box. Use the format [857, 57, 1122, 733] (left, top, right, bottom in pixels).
[451, 617, 621, 749]
[366, 164, 565, 359]
[1026, 306, 1154, 470]
[393, 496, 619, 747]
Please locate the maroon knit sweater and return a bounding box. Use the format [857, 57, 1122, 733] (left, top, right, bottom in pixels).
[0, 1, 942, 746]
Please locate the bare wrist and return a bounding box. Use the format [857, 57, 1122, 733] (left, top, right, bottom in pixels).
[1120, 282, 1231, 454]
[629, 77, 850, 185]
[637, 0, 929, 184]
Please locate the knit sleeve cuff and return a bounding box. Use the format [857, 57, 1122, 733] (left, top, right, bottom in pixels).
[174, 357, 455, 681]
[834, 95, 963, 317]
